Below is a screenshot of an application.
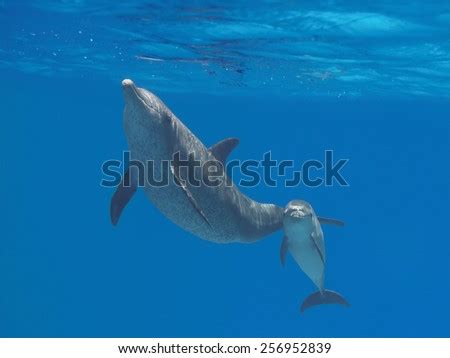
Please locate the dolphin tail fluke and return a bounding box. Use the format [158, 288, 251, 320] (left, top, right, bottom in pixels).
[300, 290, 350, 313]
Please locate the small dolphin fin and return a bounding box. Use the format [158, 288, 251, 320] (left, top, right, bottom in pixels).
[318, 217, 345, 227]
[110, 169, 137, 226]
[280, 236, 289, 266]
[208, 137, 240, 164]
[170, 164, 212, 228]
[300, 290, 350, 313]
[311, 233, 325, 264]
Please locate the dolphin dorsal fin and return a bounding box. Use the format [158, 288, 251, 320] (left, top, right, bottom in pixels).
[208, 137, 240, 164]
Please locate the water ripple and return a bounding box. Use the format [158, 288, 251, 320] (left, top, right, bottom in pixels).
[1, 0, 449, 97]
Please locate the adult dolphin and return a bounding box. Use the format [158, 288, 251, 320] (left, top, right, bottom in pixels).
[110, 79, 285, 243]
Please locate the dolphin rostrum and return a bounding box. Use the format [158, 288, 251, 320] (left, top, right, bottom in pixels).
[111, 79, 285, 243]
[281, 200, 349, 312]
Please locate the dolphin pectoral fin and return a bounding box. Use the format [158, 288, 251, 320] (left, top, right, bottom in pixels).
[170, 164, 212, 228]
[110, 169, 137, 226]
[208, 137, 240, 164]
[311, 233, 325, 264]
[318, 217, 345, 227]
[280, 236, 289, 266]
[300, 290, 350, 313]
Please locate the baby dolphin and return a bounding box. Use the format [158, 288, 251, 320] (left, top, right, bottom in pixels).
[281, 200, 349, 312]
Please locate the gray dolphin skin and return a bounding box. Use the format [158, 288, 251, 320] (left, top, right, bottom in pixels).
[281, 200, 349, 312]
[111, 79, 284, 243]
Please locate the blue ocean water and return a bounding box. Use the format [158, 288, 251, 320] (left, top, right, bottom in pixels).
[1, 0, 449, 338]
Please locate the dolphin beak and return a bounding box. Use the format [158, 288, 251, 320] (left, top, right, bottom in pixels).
[122, 78, 134, 88]
[122, 79, 137, 97]
[290, 211, 304, 219]
[121, 78, 159, 113]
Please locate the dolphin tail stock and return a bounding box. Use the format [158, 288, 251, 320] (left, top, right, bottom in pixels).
[300, 290, 350, 313]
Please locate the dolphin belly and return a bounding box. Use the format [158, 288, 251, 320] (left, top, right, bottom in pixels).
[127, 140, 234, 242]
[289, 239, 324, 290]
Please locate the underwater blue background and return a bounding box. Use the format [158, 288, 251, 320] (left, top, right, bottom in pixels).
[1, 1, 450, 337]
